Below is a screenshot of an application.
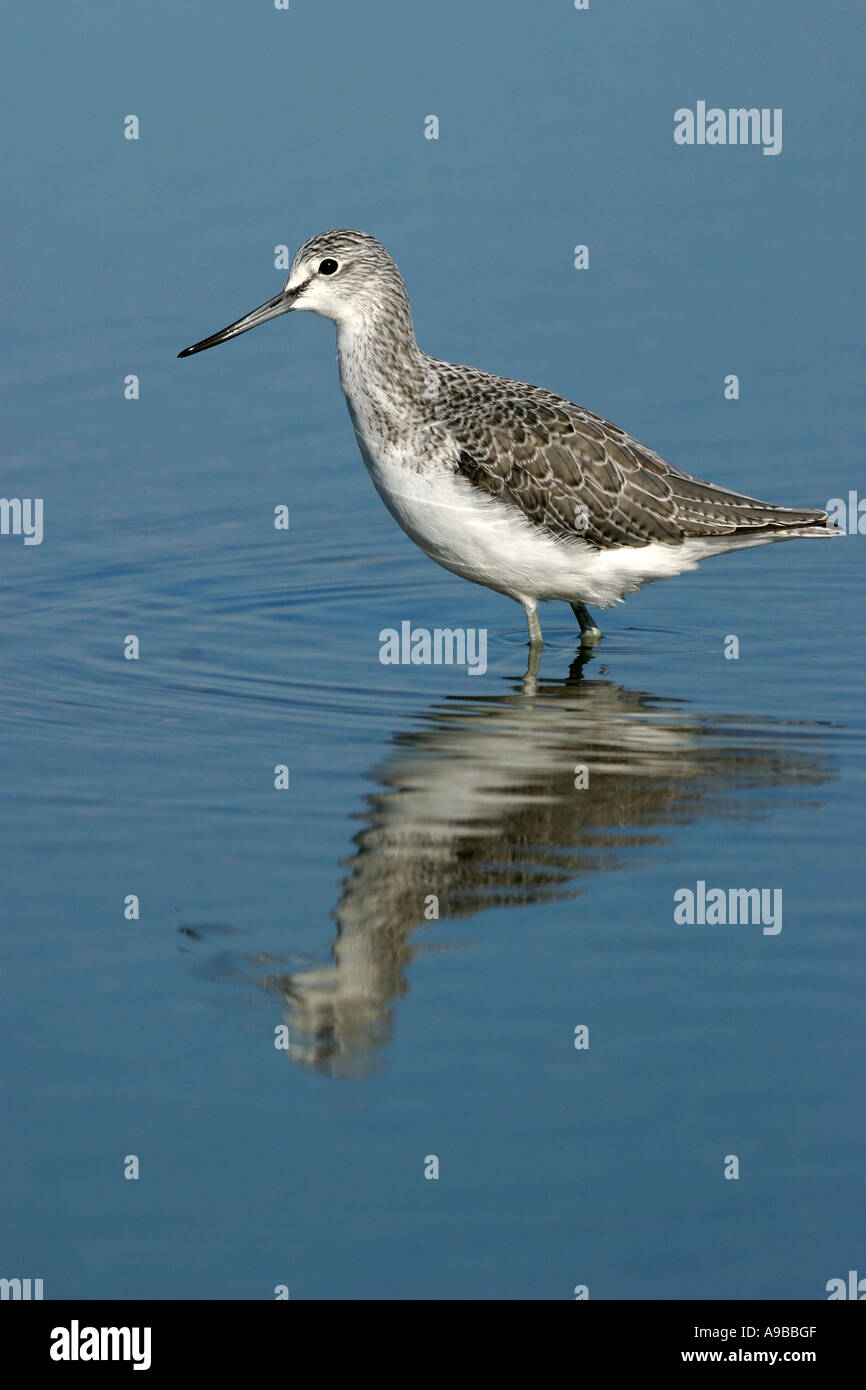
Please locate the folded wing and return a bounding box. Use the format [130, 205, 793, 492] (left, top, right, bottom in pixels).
[440, 368, 831, 548]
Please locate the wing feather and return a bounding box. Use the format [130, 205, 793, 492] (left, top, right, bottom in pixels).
[439, 365, 829, 547]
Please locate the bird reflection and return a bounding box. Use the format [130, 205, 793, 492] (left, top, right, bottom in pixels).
[192, 649, 832, 1076]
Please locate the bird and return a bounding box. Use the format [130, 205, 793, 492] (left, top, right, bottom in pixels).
[179, 229, 838, 647]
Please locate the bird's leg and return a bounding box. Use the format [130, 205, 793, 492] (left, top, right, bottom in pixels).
[523, 642, 542, 683]
[571, 602, 602, 643]
[523, 601, 543, 647]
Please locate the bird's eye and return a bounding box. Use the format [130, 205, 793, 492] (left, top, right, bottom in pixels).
[318, 259, 339, 276]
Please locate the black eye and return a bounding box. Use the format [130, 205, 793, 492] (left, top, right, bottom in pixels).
[318, 259, 339, 275]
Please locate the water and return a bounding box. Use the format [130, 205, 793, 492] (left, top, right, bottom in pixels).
[2, 0, 864, 1299]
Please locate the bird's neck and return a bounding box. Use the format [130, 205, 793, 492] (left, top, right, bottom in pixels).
[336, 299, 431, 432]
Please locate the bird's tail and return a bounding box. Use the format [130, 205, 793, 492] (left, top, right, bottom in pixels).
[750, 506, 840, 539]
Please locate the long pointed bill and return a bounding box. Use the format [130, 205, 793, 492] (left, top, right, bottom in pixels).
[178, 288, 297, 358]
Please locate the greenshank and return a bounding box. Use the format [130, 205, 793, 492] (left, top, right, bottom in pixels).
[179, 230, 838, 646]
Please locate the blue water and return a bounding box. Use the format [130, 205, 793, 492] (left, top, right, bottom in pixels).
[2, 0, 864, 1299]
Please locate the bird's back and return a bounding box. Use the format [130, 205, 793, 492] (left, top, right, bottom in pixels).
[427, 357, 833, 548]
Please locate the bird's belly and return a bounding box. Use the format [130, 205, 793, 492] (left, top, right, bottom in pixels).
[356, 445, 719, 608]
[357, 447, 588, 599]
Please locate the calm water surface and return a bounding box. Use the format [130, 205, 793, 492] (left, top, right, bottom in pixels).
[2, 0, 863, 1298]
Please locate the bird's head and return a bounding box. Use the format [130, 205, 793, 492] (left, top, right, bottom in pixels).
[178, 229, 407, 357]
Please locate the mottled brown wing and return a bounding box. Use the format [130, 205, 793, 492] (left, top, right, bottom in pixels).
[438, 368, 828, 548]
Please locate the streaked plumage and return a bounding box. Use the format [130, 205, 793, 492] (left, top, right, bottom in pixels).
[180, 229, 838, 646]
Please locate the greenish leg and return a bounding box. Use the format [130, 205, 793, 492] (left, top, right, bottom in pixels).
[523, 643, 542, 684]
[523, 601, 543, 647]
[571, 602, 602, 643]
